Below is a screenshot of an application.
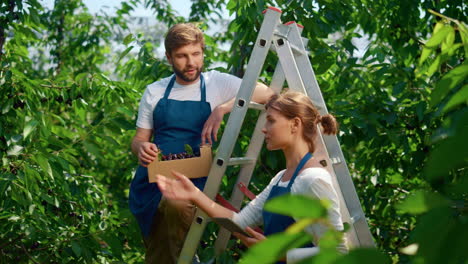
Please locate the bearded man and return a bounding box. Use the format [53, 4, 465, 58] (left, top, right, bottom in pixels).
[129, 23, 273, 264]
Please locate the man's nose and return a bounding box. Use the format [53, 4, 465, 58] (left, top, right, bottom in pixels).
[187, 56, 195, 66]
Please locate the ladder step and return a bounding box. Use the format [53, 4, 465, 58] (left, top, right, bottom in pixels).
[249, 102, 265, 110]
[227, 157, 256, 166]
[237, 182, 256, 200]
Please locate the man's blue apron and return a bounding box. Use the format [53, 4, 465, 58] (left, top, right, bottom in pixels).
[129, 74, 210, 237]
[262, 152, 315, 263]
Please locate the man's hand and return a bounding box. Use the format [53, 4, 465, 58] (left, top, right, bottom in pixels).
[201, 103, 229, 145]
[233, 226, 266, 248]
[131, 128, 158, 167]
[137, 142, 159, 167]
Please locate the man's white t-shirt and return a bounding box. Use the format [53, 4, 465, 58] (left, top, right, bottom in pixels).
[136, 70, 242, 129]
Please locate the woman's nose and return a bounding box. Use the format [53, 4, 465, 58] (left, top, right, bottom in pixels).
[261, 127, 266, 134]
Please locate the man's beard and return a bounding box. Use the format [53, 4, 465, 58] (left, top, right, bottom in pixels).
[173, 65, 202, 83]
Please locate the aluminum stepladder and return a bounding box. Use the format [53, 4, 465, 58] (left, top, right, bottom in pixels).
[177, 7, 374, 264]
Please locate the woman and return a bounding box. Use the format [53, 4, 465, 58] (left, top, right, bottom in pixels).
[156, 91, 347, 263]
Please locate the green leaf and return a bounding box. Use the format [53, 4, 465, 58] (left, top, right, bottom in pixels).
[24, 165, 40, 192]
[23, 119, 39, 139]
[286, 218, 315, 234]
[71, 241, 82, 257]
[460, 26, 468, 59]
[425, 26, 452, 48]
[426, 54, 441, 77]
[116, 106, 134, 117]
[396, 190, 449, 215]
[442, 84, 468, 113]
[75, 72, 88, 82]
[184, 144, 193, 155]
[424, 112, 468, 182]
[2, 99, 13, 114]
[296, 247, 341, 264]
[103, 234, 123, 259]
[264, 194, 328, 219]
[83, 140, 102, 158]
[240, 232, 310, 264]
[34, 154, 54, 180]
[430, 63, 468, 107]
[433, 22, 444, 34]
[123, 34, 134, 45]
[409, 207, 468, 264]
[332, 248, 391, 264]
[118, 46, 134, 62]
[419, 47, 432, 65]
[441, 27, 455, 52]
[7, 145, 23, 156]
[110, 117, 134, 130]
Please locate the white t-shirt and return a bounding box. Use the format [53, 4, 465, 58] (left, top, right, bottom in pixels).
[232, 167, 348, 263]
[136, 70, 242, 129]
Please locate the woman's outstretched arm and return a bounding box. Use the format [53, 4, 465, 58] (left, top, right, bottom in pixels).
[156, 171, 234, 219]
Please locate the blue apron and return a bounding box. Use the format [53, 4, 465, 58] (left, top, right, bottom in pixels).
[129, 74, 210, 237]
[262, 152, 314, 263]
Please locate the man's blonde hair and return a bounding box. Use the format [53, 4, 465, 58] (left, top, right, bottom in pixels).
[164, 23, 205, 55]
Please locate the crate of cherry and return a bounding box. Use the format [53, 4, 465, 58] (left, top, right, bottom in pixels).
[148, 145, 212, 182]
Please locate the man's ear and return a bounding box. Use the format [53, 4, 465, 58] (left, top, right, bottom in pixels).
[166, 52, 173, 65]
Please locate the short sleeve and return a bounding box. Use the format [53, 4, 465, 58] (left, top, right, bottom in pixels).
[136, 88, 154, 129]
[214, 71, 242, 103]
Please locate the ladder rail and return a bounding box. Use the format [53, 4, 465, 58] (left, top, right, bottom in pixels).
[176, 8, 283, 264]
[178, 7, 375, 264]
[278, 22, 375, 247]
[213, 61, 287, 255]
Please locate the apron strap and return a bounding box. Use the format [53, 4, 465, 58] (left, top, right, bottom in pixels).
[287, 152, 313, 189]
[200, 74, 206, 102]
[163, 74, 206, 102]
[163, 75, 176, 99]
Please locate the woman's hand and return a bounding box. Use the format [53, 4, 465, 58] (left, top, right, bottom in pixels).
[233, 226, 266, 248]
[156, 171, 200, 202]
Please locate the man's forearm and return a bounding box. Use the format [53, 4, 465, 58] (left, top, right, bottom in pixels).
[252, 82, 275, 104]
[132, 128, 154, 156]
[131, 139, 143, 156]
[217, 82, 275, 114]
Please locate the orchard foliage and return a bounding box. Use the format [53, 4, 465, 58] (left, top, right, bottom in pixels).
[0, 0, 466, 264]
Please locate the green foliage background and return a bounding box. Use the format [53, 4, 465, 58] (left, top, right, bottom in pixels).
[0, 0, 466, 263]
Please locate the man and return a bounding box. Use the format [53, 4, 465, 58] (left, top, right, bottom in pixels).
[129, 23, 274, 263]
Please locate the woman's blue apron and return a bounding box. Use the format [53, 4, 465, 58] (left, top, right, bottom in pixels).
[262, 152, 315, 263]
[129, 74, 210, 237]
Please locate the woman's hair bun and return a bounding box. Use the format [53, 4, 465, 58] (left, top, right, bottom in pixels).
[319, 114, 338, 135]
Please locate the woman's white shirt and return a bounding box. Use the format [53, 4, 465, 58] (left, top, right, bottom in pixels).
[232, 167, 348, 262]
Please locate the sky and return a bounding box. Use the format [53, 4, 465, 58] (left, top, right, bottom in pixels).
[39, 0, 367, 58]
[40, 0, 194, 18]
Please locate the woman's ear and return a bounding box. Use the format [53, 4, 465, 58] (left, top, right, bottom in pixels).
[291, 117, 301, 133]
